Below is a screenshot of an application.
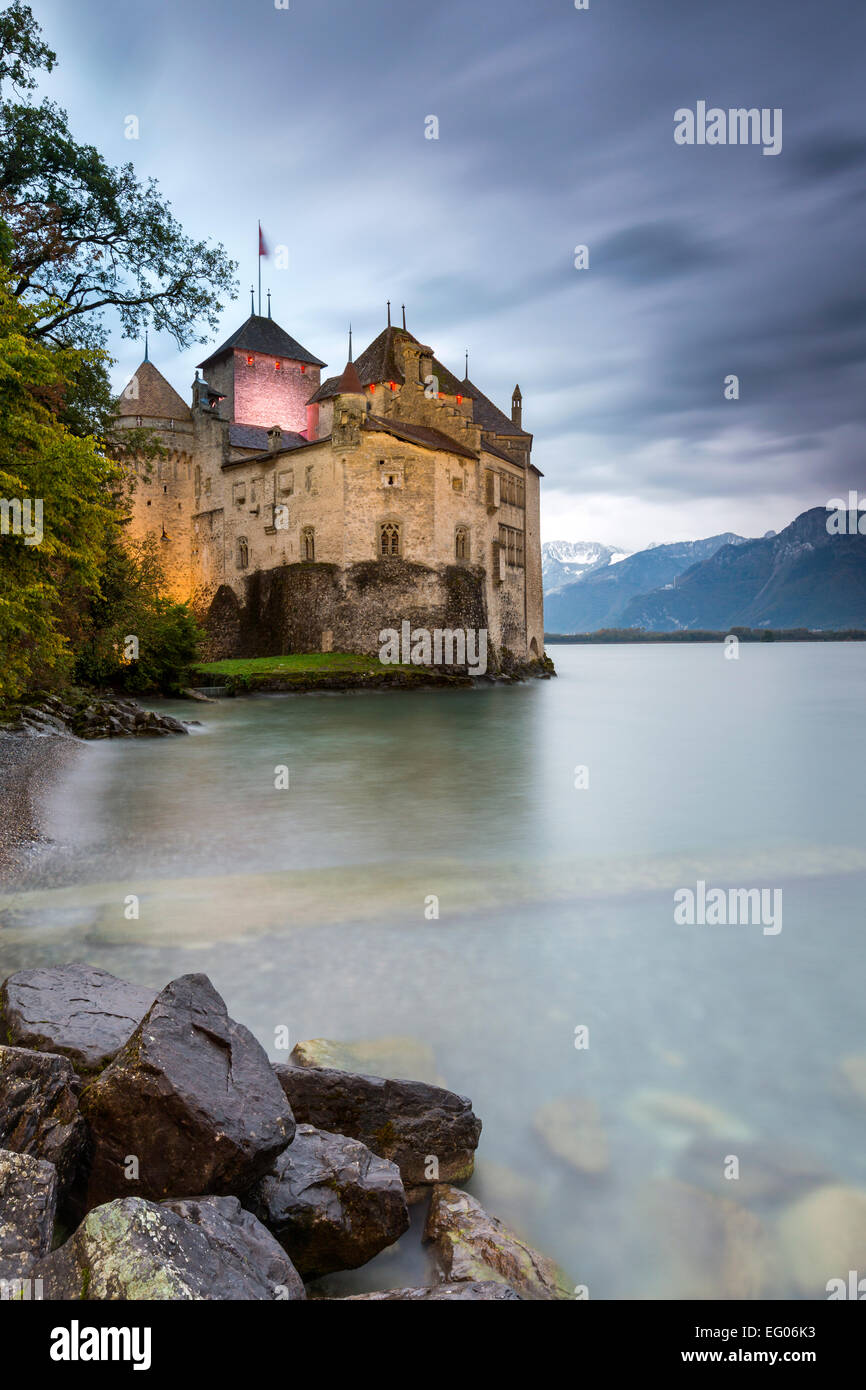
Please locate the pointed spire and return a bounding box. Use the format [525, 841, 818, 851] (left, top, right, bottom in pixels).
[144, 330, 149, 363]
[348, 323, 353, 362]
[267, 289, 272, 319]
[402, 304, 406, 330]
[250, 285, 255, 314]
[464, 349, 469, 380]
[387, 300, 391, 328]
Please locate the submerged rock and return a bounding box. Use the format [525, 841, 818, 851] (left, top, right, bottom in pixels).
[0, 1045, 87, 1194]
[533, 1096, 609, 1176]
[0, 1149, 57, 1278]
[274, 1064, 481, 1191]
[80, 974, 294, 1206]
[423, 1184, 572, 1300]
[636, 1178, 779, 1300]
[341, 1281, 522, 1300]
[36, 1196, 304, 1300]
[777, 1185, 866, 1297]
[626, 1088, 751, 1142]
[676, 1136, 830, 1207]
[0, 964, 157, 1075]
[247, 1123, 409, 1278]
[290, 1036, 441, 1085]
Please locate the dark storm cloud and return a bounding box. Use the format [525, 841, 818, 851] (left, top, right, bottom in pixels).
[25, 0, 866, 540]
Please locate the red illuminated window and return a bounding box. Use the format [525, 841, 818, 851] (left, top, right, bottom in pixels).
[275, 360, 282, 370]
[457, 394, 463, 405]
[369, 384, 376, 394]
[301, 364, 306, 374]
[246, 355, 254, 365]
[389, 381, 396, 392]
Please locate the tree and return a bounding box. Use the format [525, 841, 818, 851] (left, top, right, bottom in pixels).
[0, 3, 237, 348]
[0, 272, 116, 701]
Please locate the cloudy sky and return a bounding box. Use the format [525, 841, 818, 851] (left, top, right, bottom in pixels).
[28, 0, 866, 549]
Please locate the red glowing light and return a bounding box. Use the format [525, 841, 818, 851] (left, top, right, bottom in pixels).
[369, 384, 376, 394]
[301, 364, 306, 373]
[246, 355, 254, 365]
[457, 394, 463, 405]
[389, 381, 396, 391]
[275, 360, 282, 370]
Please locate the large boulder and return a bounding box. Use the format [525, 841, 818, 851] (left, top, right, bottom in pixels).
[247, 1123, 409, 1278]
[424, 1184, 572, 1301]
[274, 1064, 481, 1192]
[342, 1281, 522, 1300]
[0, 965, 156, 1075]
[0, 1045, 87, 1194]
[80, 974, 294, 1206]
[36, 1196, 305, 1300]
[0, 1149, 57, 1279]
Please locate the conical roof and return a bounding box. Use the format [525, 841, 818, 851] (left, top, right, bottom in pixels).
[198, 314, 326, 370]
[116, 360, 191, 420]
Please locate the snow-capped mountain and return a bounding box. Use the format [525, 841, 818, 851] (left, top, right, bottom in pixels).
[542, 540, 632, 593]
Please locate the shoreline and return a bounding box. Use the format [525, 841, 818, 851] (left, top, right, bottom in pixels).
[0, 734, 79, 881]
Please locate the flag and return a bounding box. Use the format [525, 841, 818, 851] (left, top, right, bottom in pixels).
[258, 222, 269, 257]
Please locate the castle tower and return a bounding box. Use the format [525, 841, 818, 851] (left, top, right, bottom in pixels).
[197, 313, 326, 439]
[511, 385, 523, 429]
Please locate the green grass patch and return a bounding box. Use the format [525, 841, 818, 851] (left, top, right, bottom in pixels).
[193, 652, 406, 678]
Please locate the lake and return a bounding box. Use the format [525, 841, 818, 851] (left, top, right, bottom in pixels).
[2, 643, 865, 1297]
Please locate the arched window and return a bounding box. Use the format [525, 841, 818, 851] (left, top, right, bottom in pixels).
[301, 527, 315, 561]
[194, 465, 201, 496]
[237, 536, 249, 569]
[379, 521, 401, 557]
[455, 526, 470, 561]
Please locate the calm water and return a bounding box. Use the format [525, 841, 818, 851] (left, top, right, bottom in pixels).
[2, 644, 865, 1298]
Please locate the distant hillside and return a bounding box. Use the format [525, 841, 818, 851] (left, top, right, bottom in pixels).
[543, 533, 747, 633]
[541, 540, 631, 593]
[621, 507, 866, 631]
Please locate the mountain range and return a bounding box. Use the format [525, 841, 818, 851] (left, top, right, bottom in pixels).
[543, 508, 866, 633]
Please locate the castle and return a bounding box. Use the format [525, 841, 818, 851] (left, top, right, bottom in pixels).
[116, 305, 545, 671]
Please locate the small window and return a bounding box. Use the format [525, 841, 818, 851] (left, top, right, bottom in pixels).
[305, 465, 314, 493]
[237, 537, 249, 569]
[278, 470, 294, 496]
[275, 360, 282, 370]
[301, 527, 315, 561]
[379, 521, 401, 558]
[455, 526, 469, 561]
[452, 475, 464, 492]
[246, 355, 254, 365]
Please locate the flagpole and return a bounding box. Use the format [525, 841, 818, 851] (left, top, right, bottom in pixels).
[257, 221, 262, 316]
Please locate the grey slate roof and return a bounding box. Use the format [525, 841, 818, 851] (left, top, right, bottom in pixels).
[198, 314, 326, 370]
[463, 376, 528, 437]
[228, 423, 308, 451]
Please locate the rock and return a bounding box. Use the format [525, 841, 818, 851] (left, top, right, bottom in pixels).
[247, 1123, 409, 1278]
[290, 1036, 441, 1085]
[80, 974, 294, 1206]
[676, 1137, 830, 1207]
[0, 1149, 58, 1278]
[0, 964, 157, 1075]
[533, 1096, 609, 1176]
[777, 1185, 866, 1297]
[423, 1184, 572, 1301]
[162, 1197, 305, 1300]
[837, 1055, 866, 1107]
[0, 1045, 87, 1194]
[341, 1281, 522, 1300]
[636, 1179, 779, 1299]
[274, 1064, 481, 1191]
[36, 1196, 305, 1300]
[626, 1088, 751, 1142]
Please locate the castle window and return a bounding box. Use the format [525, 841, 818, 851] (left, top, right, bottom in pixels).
[305, 465, 314, 492]
[379, 521, 401, 558]
[451, 474, 464, 492]
[194, 466, 201, 496]
[246, 355, 254, 365]
[275, 360, 282, 370]
[136, 416, 142, 427]
[278, 469, 294, 496]
[498, 523, 525, 568]
[302, 527, 315, 561]
[455, 526, 470, 561]
[237, 537, 249, 570]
